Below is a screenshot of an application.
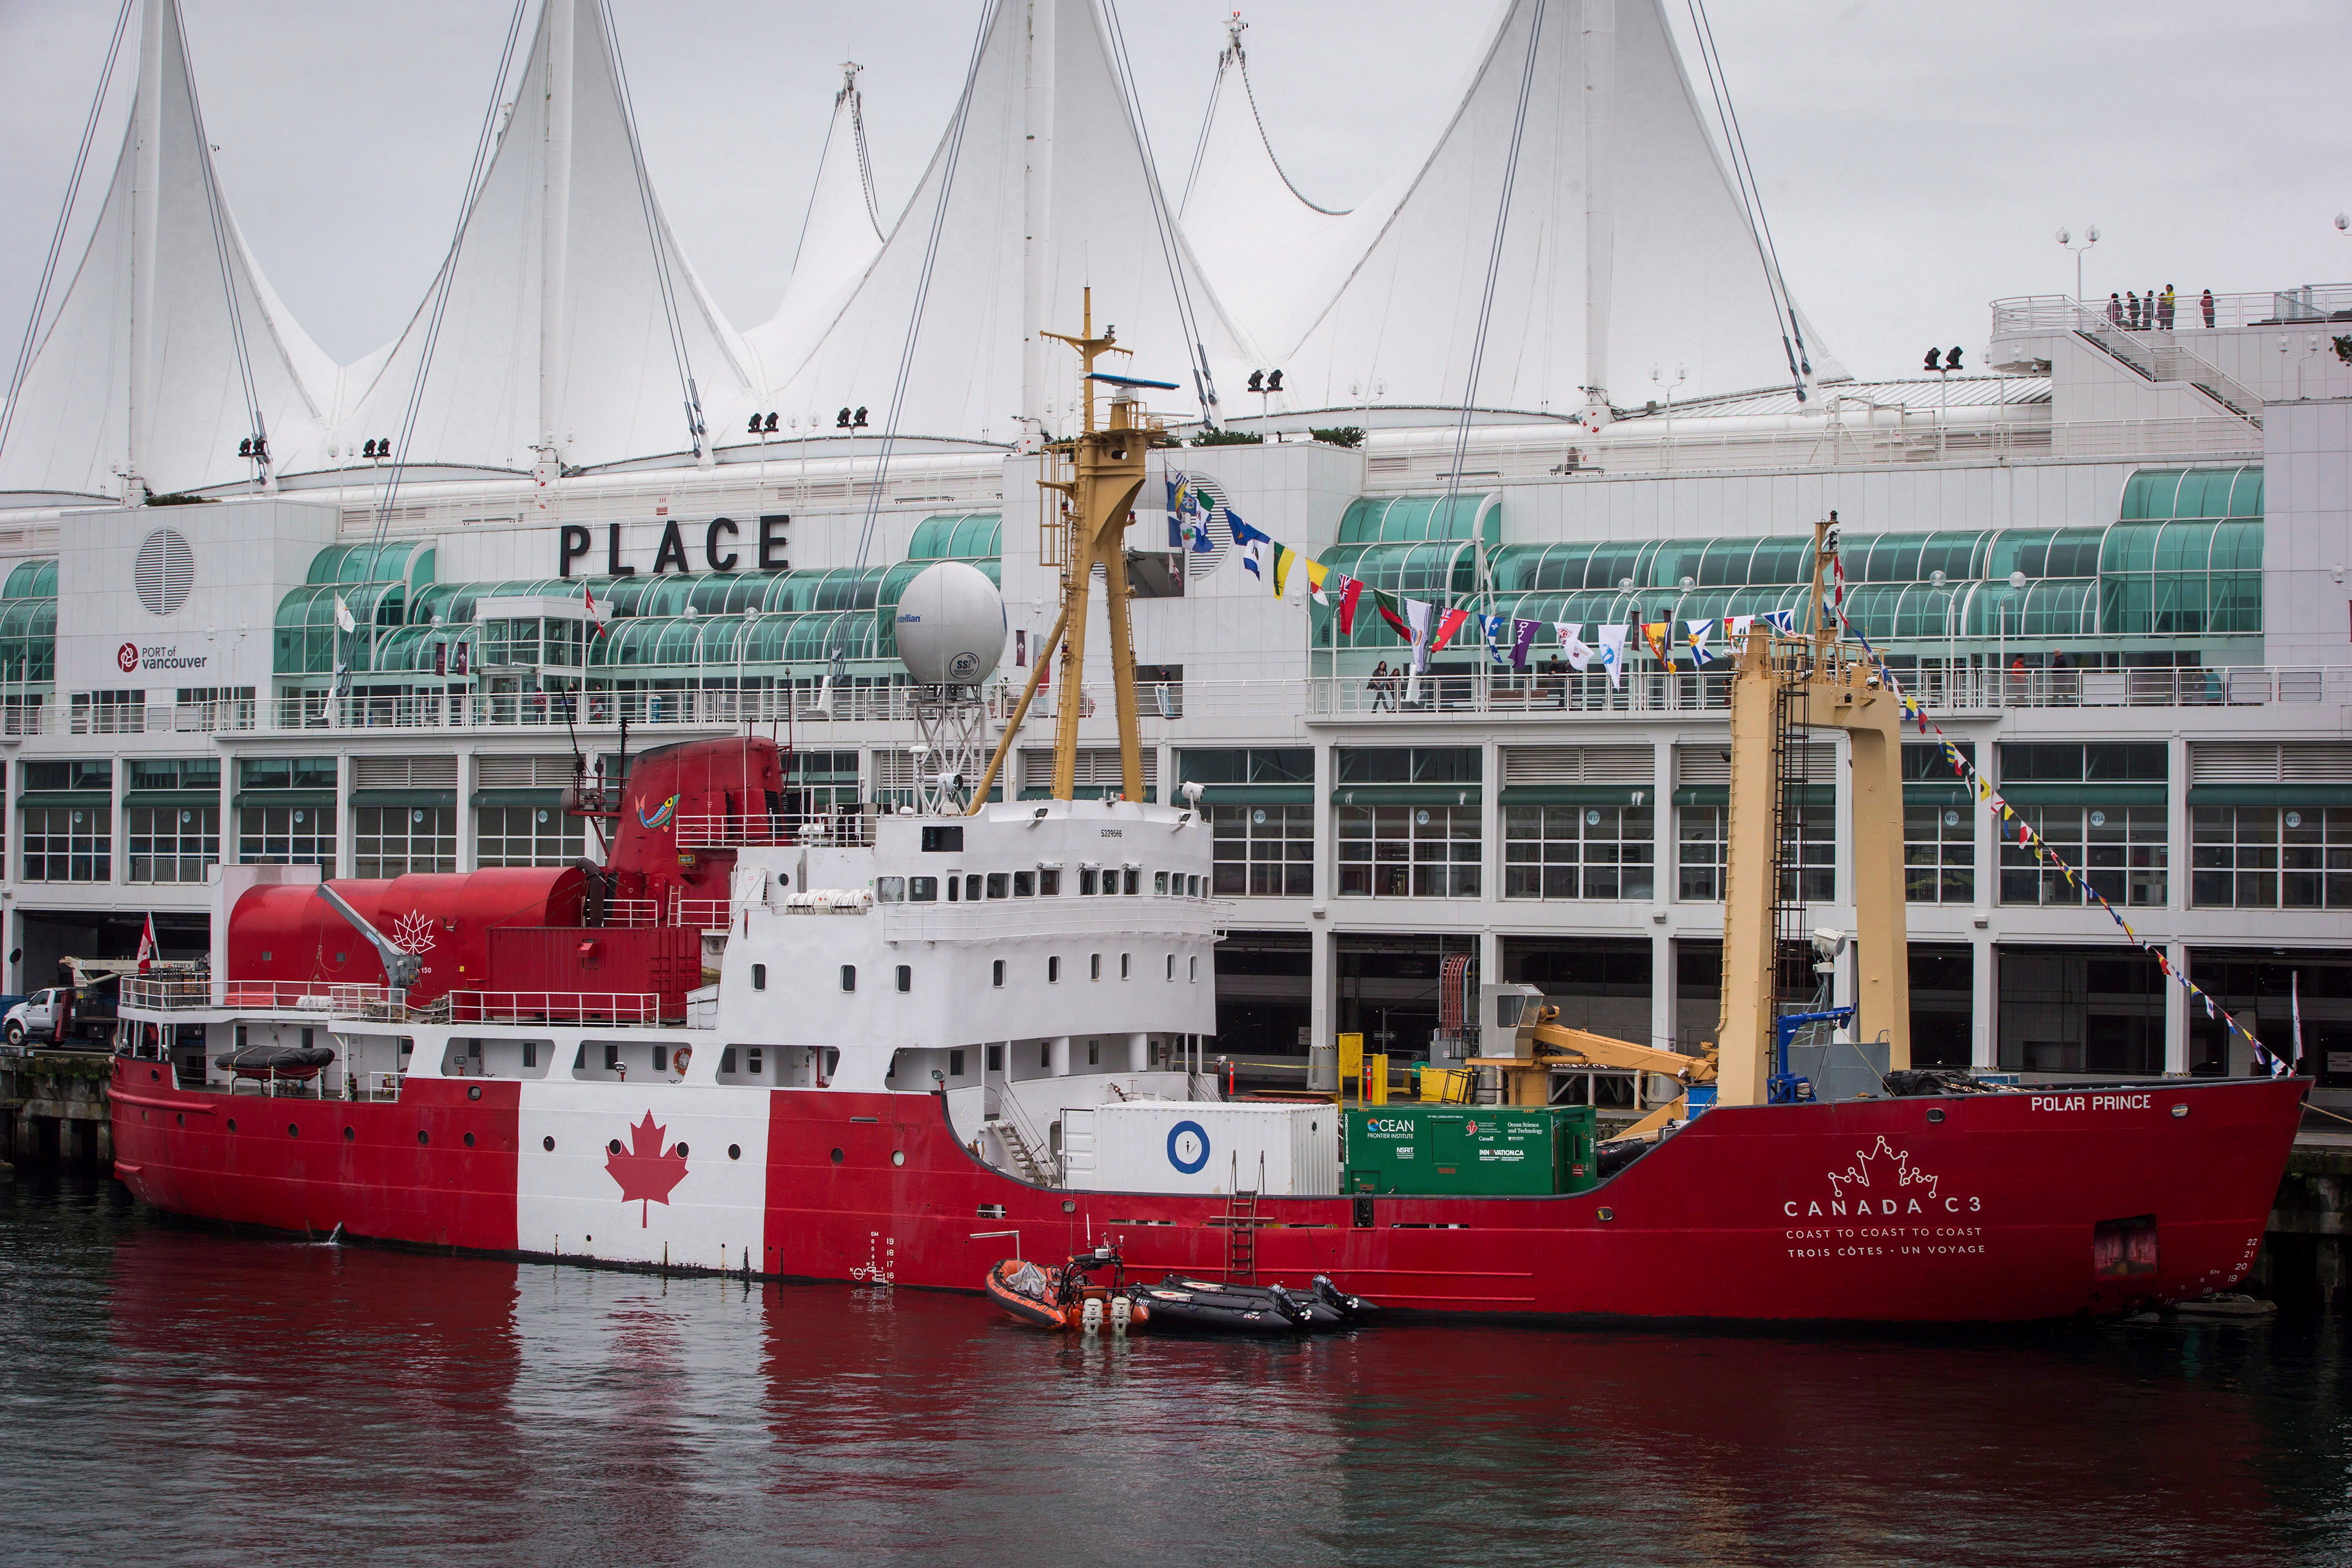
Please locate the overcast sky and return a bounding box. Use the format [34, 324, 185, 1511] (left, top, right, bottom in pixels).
[3, 0, 2347, 390]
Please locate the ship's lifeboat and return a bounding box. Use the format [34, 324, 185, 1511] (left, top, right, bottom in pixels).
[985, 1258, 1073, 1329]
[212, 1043, 337, 1081]
[984, 1246, 1152, 1330]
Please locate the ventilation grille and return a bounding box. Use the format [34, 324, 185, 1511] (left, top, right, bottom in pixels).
[134, 528, 194, 616]
[871, 751, 918, 793]
[475, 754, 578, 789]
[1502, 745, 1654, 787]
[2190, 742, 2352, 784]
[1020, 747, 1159, 791]
[352, 755, 458, 789]
[1676, 742, 1834, 788]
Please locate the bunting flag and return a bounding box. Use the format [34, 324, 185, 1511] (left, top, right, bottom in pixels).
[1306, 559, 1330, 604]
[1685, 618, 1716, 664]
[1377, 599, 1414, 642]
[1510, 618, 1540, 668]
[1642, 622, 1671, 663]
[1190, 513, 1215, 553]
[1165, 474, 1187, 548]
[1822, 589, 2275, 1062]
[334, 595, 357, 633]
[1429, 606, 1470, 655]
[1274, 545, 1301, 597]
[1726, 613, 1753, 649]
[1597, 624, 1627, 689]
[1561, 625, 1593, 672]
[1335, 575, 1363, 634]
[1760, 608, 1798, 635]
[1403, 598, 1434, 670]
[1239, 535, 1270, 583]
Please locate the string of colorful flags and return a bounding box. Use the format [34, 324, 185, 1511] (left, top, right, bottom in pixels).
[1829, 601, 2295, 1076]
[1166, 470, 1785, 687]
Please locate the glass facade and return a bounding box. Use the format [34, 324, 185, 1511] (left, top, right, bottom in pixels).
[1999, 806, 2168, 907]
[1211, 805, 1314, 897]
[1504, 804, 1654, 900]
[354, 806, 459, 878]
[2191, 807, 2352, 910]
[1337, 804, 1481, 898]
[477, 805, 585, 867]
[22, 804, 108, 881]
[239, 804, 334, 866]
[127, 806, 219, 883]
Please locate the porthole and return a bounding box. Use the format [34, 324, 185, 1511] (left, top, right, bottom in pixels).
[463, 1132, 475, 1148]
[1061, 1200, 1076, 1214]
[609, 1138, 624, 1156]
[287, 1123, 299, 1138]
[417, 1130, 430, 1147]
[728, 1143, 742, 1161]
[830, 1147, 844, 1165]
[892, 1150, 906, 1167]
[543, 1136, 556, 1152]
[149, 1068, 160, 1082]
[675, 1142, 690, 1159]
[467, 1085, 482, 1102]
[226, 1118, 237, 1133]
[175, 1113, 184, 1128]
[343, 1126, 355, 1141]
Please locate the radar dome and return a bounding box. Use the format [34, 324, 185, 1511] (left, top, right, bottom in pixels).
[893, 561, 1006, 686]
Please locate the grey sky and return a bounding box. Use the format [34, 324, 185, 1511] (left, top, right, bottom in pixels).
[3, 0, 2348, 392]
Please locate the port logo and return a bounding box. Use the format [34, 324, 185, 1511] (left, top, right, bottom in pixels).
[116, 641, 139, 673]
[1166, 1119, 1210, 1174]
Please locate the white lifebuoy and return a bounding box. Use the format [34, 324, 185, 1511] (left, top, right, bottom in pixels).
[674, 1045, 692, 1076]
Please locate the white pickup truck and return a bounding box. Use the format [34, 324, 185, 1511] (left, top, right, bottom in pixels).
[4, 987, 79, 1048]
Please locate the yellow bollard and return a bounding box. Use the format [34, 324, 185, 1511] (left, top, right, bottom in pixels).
[1337, 1032, 1363, 1105]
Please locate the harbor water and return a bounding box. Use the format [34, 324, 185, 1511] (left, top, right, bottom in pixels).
[4, 1173, 2349, 1566]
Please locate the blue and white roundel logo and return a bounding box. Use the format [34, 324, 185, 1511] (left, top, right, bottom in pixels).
[1166, 1120, 1210, 1175]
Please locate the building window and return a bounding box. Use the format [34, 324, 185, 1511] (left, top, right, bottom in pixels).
[948, 1048, 965, 1076]
[354, 806, 458, 878]
[2000, 806, 2168, 907]
[1677, 808, 1727, 901]
[1904, 805, 1976, 903]
[1090, 954, 1102, 980]
[2192, 807, 2352, 909]
[238, 804, 334, 867]
[127, 806, 219, 884]
[21, 804, 109, 882]
[1038, 867, 1061, 895]
[476, 805, 583, 867]
[1210, 804, 1313, 897]
[69, 689, 143, 735]
[1048, 956, 1061, 983]
[1336, 805, 1481, 898]
[1677, 807, 1834, 902]
[1503, 805, 1653, 900]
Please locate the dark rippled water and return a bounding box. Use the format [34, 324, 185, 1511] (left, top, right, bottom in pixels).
[5, 1173, 2351, 1566]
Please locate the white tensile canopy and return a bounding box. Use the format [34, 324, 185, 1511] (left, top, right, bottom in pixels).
[335, 0, 758, 478]
[0, 0, 336, 501]
[744, 65, 887, 413]
[1194, 0, 1842, 419]
[759, 0, 1265, 449]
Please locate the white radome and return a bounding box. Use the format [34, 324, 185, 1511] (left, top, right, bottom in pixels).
[893, 561, 1006, 686]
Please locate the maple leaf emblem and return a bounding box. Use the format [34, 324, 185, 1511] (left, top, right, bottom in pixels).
[388, 909, 438, 955]
[1826, 1135, 1939, 1202]
[606, 1111, 689, 1226]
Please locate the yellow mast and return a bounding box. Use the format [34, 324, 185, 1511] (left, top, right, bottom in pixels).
[1714, 512, 1911, 1105]
[967, 290, 1156, 808]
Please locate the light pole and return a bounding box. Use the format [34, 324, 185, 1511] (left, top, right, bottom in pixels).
[1929, 568, 1949, 697]
[1651, 363, 1686, 465]
[2057, 225, 2100, 306]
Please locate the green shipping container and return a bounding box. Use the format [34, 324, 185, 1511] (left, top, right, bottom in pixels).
[1344, 1104, 1597, 1196]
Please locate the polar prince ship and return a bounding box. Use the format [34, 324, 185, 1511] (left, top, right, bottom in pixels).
[106, 306, 2305, 1322]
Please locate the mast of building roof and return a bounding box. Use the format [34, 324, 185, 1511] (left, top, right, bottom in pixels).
[1581, 0, 1615, 423]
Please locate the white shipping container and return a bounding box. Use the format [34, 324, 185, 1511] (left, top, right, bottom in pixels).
[1060, 1100, 1340, 1196]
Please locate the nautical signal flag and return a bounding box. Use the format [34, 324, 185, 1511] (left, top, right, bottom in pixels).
[1509, 618, 1540, 667]
[1685, 618, 1716, 664]
[1642, 622, 1671, 663]
[1559, 625, 1593, 671]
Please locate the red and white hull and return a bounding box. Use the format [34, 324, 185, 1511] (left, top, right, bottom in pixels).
[110, 1060, 2303, 1323]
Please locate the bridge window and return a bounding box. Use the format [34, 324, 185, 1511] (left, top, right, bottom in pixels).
[840, 965, 857, 992]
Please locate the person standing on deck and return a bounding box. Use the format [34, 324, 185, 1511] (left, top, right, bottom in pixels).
[1368, 660, 1394, 712]
[2127, 291, 2141, 330]
[2160, 285, 2176, 330]
[2107, 293, 2123, 327]
[2202, 289, 2216, 328]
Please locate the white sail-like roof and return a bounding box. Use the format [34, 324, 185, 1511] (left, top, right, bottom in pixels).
[0, 0, 334, 501]
[1175, 23, 1362, 366]
[745, 66, 886, 401]
[337, 0, 756, 475]
[1269, 0, 1840, 418]
[760, 0, 1264, 446]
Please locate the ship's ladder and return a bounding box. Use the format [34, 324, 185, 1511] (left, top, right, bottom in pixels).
[1214, 1154, 1266, 1284]
[993, 1120, 1048, 1185]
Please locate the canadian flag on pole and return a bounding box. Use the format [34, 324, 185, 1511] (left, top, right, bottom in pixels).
[136, 914, 157, 974]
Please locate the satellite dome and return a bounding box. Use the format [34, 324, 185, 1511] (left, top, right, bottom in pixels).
[893, 561, 1005, 686]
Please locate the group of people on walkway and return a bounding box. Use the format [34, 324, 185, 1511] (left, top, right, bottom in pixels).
[2105, 287, 2218, 331]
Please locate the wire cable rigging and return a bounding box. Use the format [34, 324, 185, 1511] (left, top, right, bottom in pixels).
[1102, 0, 1222, 428]
[600, 0, 710, 461]
[1436, 0, 1546, 644]
[362, 0, 530, 573]
[1686, 0, 1810, 399]
[0, 0, 134, 480]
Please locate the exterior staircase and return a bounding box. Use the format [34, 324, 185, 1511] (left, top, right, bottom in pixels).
[991, 1119, 1051, 1185]
[2075, 316, 2264, 426]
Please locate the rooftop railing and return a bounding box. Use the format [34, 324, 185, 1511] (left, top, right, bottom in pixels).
[1985, 295, 2265, 421]
[121, 975, 672, 1026]
[1993, 286, 2352, 336]
[43, 665, 2352, 746]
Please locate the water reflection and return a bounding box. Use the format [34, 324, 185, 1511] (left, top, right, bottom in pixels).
[0, 1175, 2346, 1566]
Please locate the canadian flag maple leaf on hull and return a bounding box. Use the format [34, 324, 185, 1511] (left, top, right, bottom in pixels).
[606, 1111, 688, 1226]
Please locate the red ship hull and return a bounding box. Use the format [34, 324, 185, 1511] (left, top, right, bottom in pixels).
[109, 1059, 2303, 1323]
